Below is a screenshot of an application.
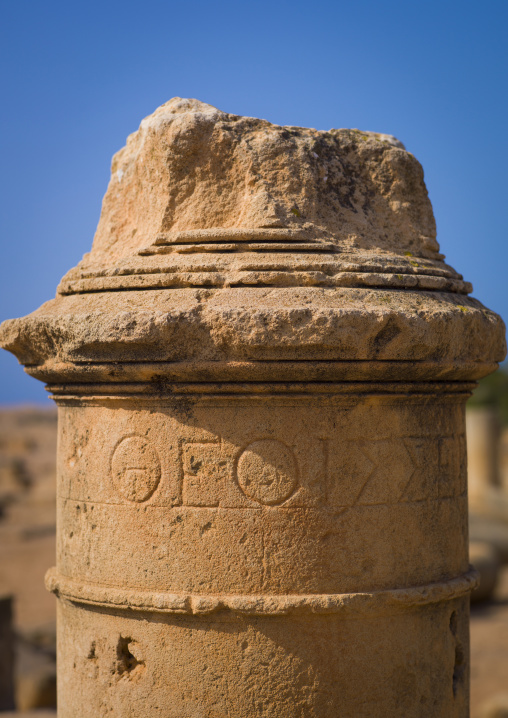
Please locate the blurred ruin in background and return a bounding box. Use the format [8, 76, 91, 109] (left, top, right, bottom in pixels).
[1, 373, 508, 716]
[0, 408, 57, 714]
[467, 366, 508, 718]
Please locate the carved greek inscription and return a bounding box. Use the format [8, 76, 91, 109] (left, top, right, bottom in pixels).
[111, 436, 161, 502]
[182, 442, 230, 507]
[236, 439, 298, 506]
[355, 440, 415, 505]
[107, 429, 461, 509]
[400, 438, 439, 502]
[326, 441, 373, 508]
[438, 435, 466, 498]
[326, 436, 459, 509]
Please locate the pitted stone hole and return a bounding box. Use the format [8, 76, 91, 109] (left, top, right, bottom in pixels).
[200, 521, 213, 536]
[189, 455, 202, 473]
[116, 636, 143, 678]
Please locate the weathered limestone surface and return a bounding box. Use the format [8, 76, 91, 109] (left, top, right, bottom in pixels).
[1, 98, 506, 717]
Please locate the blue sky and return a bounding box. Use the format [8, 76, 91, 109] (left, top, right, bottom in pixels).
[1, 0, 507, 403]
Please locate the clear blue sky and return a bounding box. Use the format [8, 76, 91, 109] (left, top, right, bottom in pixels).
[1, 0, 507, 404]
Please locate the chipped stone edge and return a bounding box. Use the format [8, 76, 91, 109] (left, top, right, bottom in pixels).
[45, 567, 478, 617]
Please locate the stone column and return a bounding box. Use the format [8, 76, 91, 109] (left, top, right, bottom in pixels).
[1, 98, 505, 718]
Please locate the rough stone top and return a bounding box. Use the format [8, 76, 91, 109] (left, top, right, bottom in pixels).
[58, 97, 470, 296]
[0, 99, 505, 384]
[91, 97, 431, 262]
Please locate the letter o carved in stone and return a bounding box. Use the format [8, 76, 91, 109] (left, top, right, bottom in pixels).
[237, 439, 298, 505]
[111, 436, 161, 502]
